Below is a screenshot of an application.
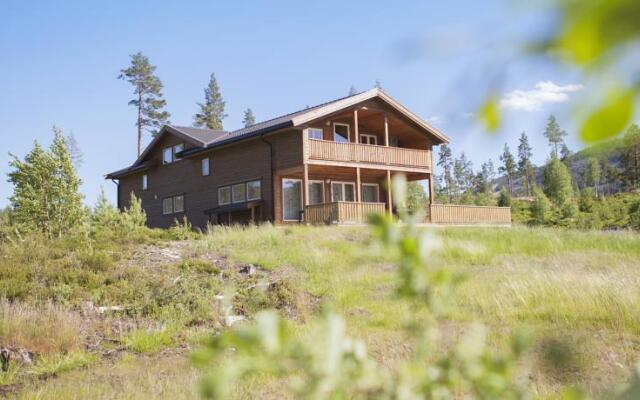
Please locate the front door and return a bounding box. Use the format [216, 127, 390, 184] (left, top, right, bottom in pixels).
[282, 178, 302, 221]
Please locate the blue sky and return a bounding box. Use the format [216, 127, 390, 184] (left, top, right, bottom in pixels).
[0, 1, 620, 207]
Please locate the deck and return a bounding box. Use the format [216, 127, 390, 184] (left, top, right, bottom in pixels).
[304, 202, 386, 224]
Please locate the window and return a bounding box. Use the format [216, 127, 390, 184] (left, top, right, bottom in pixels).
[142, 174, 148, 190]
[282, 179, 302, 221]
[162, 198, 173, 215]
[331, 182, 355, 202]
[307, 128, 323, 140]
[163, 147, 173, 164]
[333, 123, 350, 143]
[202, 158, 210, 176]
[247, 180, 261, 201]
[362, 183, 380, 203]
[218, 186, 231, 205]
[163, 195, 185, 214]
[308, 181, 324, 205]
[163, 143, 185, 164]
[232, 183, 246, 203]
[360, 134, 377, 145]
[173, 195, 184, 213]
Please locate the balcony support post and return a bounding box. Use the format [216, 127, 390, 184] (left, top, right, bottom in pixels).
[429, 173, 434, 206]
[303, 163, 309, 207]
[386, 169, 392, 215]
[356, 167, 361, 202]
[354, 109, 359, 143]
[384, 114, 389, 146]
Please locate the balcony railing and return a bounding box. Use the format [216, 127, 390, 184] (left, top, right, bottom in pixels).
[307, 139, 430, 170]
[305, 201, 386, 224]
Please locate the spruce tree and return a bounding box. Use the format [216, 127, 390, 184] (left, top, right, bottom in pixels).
[194, 73, 227, 130]
[118, 52, 171, 156]
[499, 143, 516, 195]
[623, 124, 640, 189]
[454, 153, 473, 199]
[517, 132, 534, 196]
[531, 186, 551, 225]
[8, 127, 85, 238]
[242, 108, 256, 128]
[543, 115, 567, 158]
[437, 144, 455, 202]
[586, 158, 602, 196]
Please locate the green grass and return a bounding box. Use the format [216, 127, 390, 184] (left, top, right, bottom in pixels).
[124, 328, 175, 354]
[30, 352, 97, 378]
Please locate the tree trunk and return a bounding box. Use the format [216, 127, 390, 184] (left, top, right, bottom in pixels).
[137, 91, 143, 157]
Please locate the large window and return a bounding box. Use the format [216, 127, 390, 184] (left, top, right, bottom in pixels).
[163, 143, 185, 164]
[201, 158, 210, 176]
[331, 182, 355, 202]
[282, 179, 302, 221]
[360, 134, 377, 145]
[362, 183, 380, 203]
[307, 128, 323, 140]
[218, 186, 231, 205]
[333, 123, 350, 143]
[247, 180, 261, 201]
[232, 183, 246, 203]
[163, 194, 185, 215]
[142, 174, 148, 190]
[308, 181, 324, 205]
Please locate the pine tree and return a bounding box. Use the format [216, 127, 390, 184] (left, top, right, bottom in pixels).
[543, 156, 577, 218]
[437, 144, 455, 202]
[499, 143, 516, 195]
[531, 186, 551, 225]
[348, 85, 358, 96]
[586, 157, 602, 196]
[454, 153, 473, 199]
[66, 132, 83, 167]
[118, 52, 171, 156]
[498, 186, 511, 207]
[474, 159, 495, 194]
[406, 182, 428, 214]
[543, 115, 567, 158]
[560, 143, 572, 168]
[8, 127, 85, 238]
[517, 132, 534, 196]
[242, 108, 256, 128]
[194, 73, 227, 130]
[623, 124, 640, 189]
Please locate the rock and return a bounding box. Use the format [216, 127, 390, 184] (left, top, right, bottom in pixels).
[224, 315, 245, 326]
[97, 305, 125, 314]
[1, 347, 36, 371]
[239, 264, 256, 275]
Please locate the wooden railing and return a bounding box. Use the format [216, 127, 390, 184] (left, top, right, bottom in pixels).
[429, 204, 511, 225]
[307, 139, 430, 170]
[305, 202, 386, 224]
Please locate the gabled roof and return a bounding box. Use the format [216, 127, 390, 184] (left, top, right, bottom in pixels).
[107, 88, 449, 178]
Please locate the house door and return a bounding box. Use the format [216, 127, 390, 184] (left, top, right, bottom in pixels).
[282, 178, 302, 221]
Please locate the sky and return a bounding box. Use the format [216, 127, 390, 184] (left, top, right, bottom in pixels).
[0, 0, 629, 207]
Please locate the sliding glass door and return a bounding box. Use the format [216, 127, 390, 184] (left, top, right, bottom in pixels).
[282, 179, 302, 221]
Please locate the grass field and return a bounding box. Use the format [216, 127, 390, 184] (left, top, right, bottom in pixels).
[3, 225, 640, 399]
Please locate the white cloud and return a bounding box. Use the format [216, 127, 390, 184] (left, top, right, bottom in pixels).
[426, 115, 441, 123]
[500, 81, 584, 111]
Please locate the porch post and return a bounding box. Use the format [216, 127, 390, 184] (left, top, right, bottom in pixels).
[356, 167, 361, 202]
[386, 169, 392, 215]
[303, 163, 309, 207]
[429, 173, 434, 205]
[384, 114, 389, 146]
[354, 109, 359, 143]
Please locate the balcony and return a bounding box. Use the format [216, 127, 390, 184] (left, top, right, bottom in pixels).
[306, 139, 431, 171]
[304, 201, 386, 224]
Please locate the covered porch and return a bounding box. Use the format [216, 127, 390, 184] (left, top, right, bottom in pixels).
[276, 164, 432, 224]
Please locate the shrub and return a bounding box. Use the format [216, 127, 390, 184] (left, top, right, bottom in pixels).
[531, 187, 551, 225]
[31, 351, 97, 378]
[498, 187, 511, 207]
[629, 199, 640, 230]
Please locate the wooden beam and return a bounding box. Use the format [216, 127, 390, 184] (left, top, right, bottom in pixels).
[384, 114, 389, 146]
[356, 167, 361, 202]
[354, 109, 359, 143]
[429, 173, 435, 205]
[303, 163, 309, 207]
[386, 170, 392, 215]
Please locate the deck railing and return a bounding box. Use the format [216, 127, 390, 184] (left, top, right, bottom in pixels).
[307, 139, 430, 170]
[429, 204, 511, 225]
[305, 201, 386, 224]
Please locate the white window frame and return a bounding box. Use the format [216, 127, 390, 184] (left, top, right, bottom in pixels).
[142, 174, 148, 191]
[307, 180, 325, 205]
[173, 143, 184, 161]
[333, 122, 350, 143]
[331, 181, 356, 202]
[218, 186, 231, 205]
[232, 183, 246, 204]
[162, 197, 173, 215]
[282, 178, 303, 222]
[246, 180, 262, 201]
[163, 147, 173, 164]
[360, 133, 377, 145]
[361, 183, 380, 203]
[201, 158, 210, 176]
[306, 127, 324, 140]
[173, 195, 185, 213]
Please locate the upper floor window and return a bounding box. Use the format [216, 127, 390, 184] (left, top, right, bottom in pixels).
[333, 123, 350, 143]
[202, 158, 210, 176]
[247, 180, 261, 201]
[307, 128, 323, 140]
[142, 174, 148, 190]
[360, 134, 377, 145]
[163, 143, 185, 164]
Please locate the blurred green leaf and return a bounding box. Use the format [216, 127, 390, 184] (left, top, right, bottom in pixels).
[479, 95, 500, 132]
[580, 89, 634, 143]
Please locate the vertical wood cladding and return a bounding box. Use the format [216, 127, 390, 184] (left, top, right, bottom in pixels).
[117, 129, 302, 229]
